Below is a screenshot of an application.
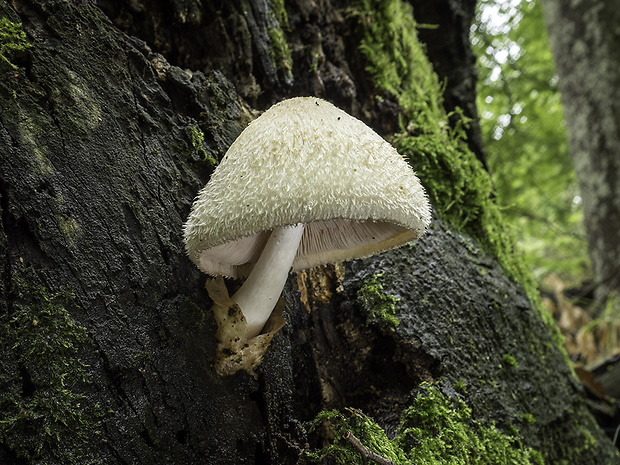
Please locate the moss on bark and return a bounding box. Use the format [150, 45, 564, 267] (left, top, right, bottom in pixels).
[0, 280, 98, 464]
[310, 384, 544, 464]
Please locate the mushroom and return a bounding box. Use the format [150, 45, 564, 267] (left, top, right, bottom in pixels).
[184, 97, 430, 374]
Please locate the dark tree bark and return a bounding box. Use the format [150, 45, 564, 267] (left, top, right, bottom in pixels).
[542, 0, 620, 302]
[0, 0, 617, 464]
[407, 0, 488, 168]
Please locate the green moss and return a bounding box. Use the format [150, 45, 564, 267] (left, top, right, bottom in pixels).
[266, 0, 292, 76]
[267, 25, 292, 74]
[184, 125, 216, 166]
[502, 354, 518, 368]
[454, 380, 467, 394]
[308, 383, 544, 464]
[350, 0, 565, 353]
[356, 273, 400, 327]
[308, 409, 408, 464]
[270, 0, 289, 28]
[520, 413, 537, 425]
[0, 17, 31, 69]
[351, 0, 442, 117]
[0, 280, 99, 463]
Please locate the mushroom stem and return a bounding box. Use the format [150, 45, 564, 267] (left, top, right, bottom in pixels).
[232, 223, 304, 339]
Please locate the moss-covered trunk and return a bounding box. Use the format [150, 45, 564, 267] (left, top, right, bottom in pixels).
[0, 0, 617, 464]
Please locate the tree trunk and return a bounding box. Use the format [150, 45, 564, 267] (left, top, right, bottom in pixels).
[0, 0, 617, 464]
[407, 0, 488, 168]
[542, 0, 620, 302]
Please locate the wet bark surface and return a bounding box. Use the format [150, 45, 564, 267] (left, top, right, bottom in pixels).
[0, 0, 618, 463]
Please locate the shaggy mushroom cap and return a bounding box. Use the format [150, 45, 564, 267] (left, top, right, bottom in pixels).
[184, 97, 431, 278]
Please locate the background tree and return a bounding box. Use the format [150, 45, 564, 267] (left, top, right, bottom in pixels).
[542, 0, 620, 303]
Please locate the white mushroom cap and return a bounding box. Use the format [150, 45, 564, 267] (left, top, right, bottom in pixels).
[184, 97, 431, 278]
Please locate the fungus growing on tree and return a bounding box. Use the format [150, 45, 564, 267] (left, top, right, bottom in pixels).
[184, 97, 431, 375]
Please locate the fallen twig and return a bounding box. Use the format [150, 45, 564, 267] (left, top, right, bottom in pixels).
[343, 431, 397, 465]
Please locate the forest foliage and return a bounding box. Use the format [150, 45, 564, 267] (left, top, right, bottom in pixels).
[472, 0, 589, 286]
